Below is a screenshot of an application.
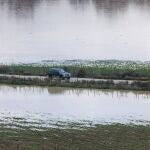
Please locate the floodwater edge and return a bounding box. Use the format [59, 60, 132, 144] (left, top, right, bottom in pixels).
[0, 76, 149, 91]
[0, 124, 150, 150]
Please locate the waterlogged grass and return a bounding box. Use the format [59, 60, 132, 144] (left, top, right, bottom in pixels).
[0, 76, 149, 90]
[0, 60, 150, 80]
[0, 124, 150, 149]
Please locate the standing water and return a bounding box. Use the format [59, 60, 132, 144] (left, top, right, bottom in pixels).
[0, 0, 150, 63]
[0, 84, 150, 129]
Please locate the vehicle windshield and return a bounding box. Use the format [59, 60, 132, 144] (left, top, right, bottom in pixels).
[59, 69, 65, 73]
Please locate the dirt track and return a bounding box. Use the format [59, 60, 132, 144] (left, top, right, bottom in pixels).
[0, 74, 135, 84]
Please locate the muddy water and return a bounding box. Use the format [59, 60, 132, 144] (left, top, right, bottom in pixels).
[0, 0, 150, 62]
[0, 84, 150, 128]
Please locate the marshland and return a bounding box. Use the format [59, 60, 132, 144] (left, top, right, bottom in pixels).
[0, 60, 150, 80]
[0, 0, 150, 149]
[0, 60, 149, 91]
[0, 85, 150, 149]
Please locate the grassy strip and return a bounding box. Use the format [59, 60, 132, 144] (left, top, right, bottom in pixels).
[0, 124, 150, 149]
[0, 63, 150, 80]
[0, 76, 149, 91]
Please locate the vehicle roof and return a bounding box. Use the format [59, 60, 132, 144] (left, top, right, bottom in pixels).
[49, 68, 64, 71]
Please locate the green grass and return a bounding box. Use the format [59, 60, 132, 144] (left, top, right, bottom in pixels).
[0, 61, 150, 80]
[0, 124, 150, 150]
[0, 76, 149, 90]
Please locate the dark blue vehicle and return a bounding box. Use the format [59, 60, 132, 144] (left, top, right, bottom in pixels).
[48, 68, 71, 79]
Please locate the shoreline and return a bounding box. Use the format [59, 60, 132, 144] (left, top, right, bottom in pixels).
[0, 75, 149, 91]
[0, 62, 150, 81]
[0, 124, 150, 149]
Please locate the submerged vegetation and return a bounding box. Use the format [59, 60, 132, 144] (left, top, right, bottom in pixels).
[0, 124, 150, 150]
[0, 60, 150, 80]
[0, 60, 149, 149]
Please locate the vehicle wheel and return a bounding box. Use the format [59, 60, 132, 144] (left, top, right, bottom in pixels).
[59, 76, 64, 80]
[49, 75, 53, 79]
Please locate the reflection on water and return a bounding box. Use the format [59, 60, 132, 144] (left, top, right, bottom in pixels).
[1, 0, 150, 17]
[0, 1, 40, 20]
[0, 84, 150, 98]
[0, 84, 150, 129]
[92, 0, 150, 16]
[0, 0, 150, 62]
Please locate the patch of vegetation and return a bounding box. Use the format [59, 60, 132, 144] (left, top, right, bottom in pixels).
[0, 60, 150, 80]
[0, 124, 150, 149]
[0, 76, 149, 91]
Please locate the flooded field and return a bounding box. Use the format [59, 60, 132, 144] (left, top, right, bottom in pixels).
[0, 84, 150, 129]
[0, 0, 150, 63]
